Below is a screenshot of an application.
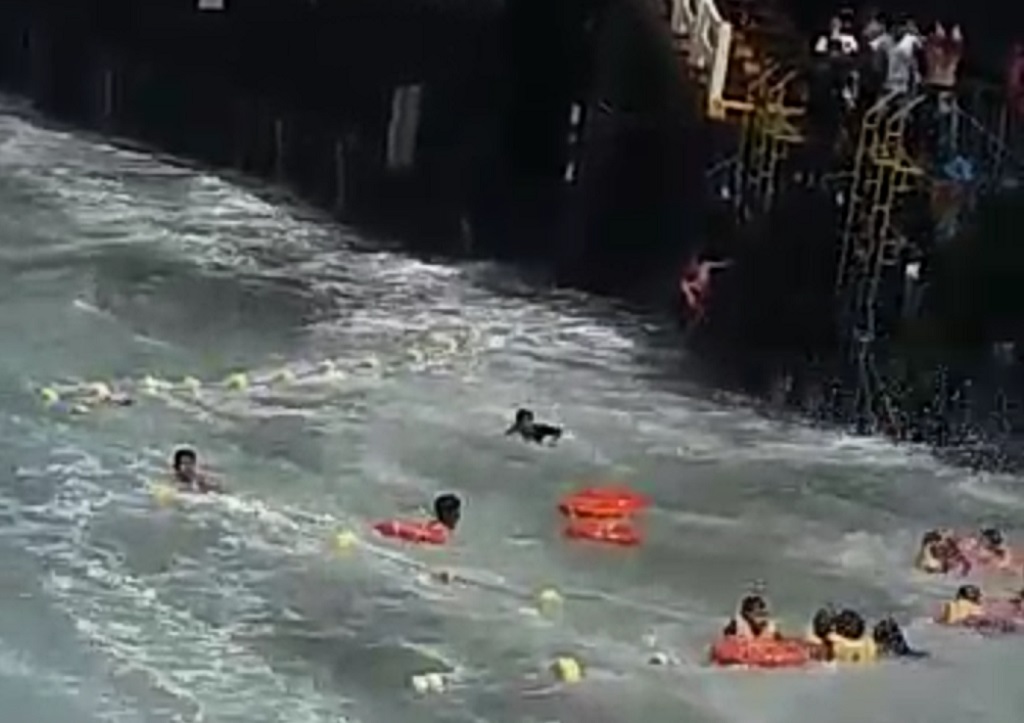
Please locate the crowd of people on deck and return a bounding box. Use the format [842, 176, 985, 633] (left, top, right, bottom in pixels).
[806, 9, 967, 168]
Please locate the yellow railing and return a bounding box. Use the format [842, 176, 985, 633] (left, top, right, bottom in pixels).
[670, 0, 733, 119]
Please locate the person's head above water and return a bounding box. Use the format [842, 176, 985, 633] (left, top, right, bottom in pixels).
[514, 409, 534, 428]
[956, 584, 982, 604]
[921, 529, 944, 547]
[812, 607, 836, 639]
[980, 527, 1005, 552]
[739, 594, 770, 627]
[833, 609, 866, 640]
[173, 447, 198, 481]
[433, 493, 462, 531]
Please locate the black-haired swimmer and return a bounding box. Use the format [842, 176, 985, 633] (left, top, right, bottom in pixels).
[172, 447, 220, 493]
[916, 529, 970, 575]
[937, 584, 984, 625]
[873, 617, 928, 659]
[805, 607, 836, 660]
[433, 493, 462, 532]
[506, 409, 562, 445]
[828, 609, 878, 664]
[723, 594, 781, 640]
[974, 527, 1016, 569]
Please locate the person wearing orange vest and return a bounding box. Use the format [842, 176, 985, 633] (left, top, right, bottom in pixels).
[723, 594, 781, 640]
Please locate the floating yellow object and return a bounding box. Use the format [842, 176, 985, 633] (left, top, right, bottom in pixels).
[551, 656, 583, 684]
[224, 372, 248, 390]
[40, 387, 60, 404]
[151, 483, 178, 506]
[334, 530, 358, 550]
[536, 587, 564, 617]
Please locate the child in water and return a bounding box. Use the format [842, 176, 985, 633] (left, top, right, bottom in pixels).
[505, 409, 562, 445]
[723, 595, 781, 640]
[172, 447, 220, 493]
[915, 529, 970, 575]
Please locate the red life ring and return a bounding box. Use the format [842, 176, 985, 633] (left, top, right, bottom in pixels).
[709, 637, 810, 668]
[372, 519, 448, 545]
[563, 518, 642, 546]
[558, 486, 650, 519]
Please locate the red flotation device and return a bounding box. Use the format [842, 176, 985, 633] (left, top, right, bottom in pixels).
[563, 518, 642, 546]
[558, 486, 650, 519]
[372, 519, 448, 545]
[709, 637, 811, 668]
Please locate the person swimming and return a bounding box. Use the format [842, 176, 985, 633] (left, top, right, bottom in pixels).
[723, 594, 781, 640]
[505, 409, 562, 445]
[806, 606, 836, 660]
[974, 527, 1013, 567]
[432, 493, 462, 532]
[172, 447, 220, 493]
[828, 609, 878, 663]
[938, 584, 985, 625]
[915, 529, 970, 575]
[873, 616, 927, 658]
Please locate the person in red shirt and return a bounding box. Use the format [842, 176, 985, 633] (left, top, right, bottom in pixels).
[680, 256, 732, 322]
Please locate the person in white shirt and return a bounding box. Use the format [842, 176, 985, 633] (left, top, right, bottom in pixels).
[884, 21, 923, 95]
[815, 15, 859, 56]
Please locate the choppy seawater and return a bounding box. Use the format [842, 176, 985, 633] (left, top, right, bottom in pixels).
[1, 108, 1022, 722]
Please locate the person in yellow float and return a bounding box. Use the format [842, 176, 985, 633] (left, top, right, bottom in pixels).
[807, 607, 926, 661]
[722, 594, 781, 640]
[937, 584, 985, 625]
[825, 609, 878, 663]
[915, 529, 970, 575]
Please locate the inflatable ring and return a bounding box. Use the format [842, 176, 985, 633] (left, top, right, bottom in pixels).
[558, 486, 650, 519]
[563, 518, 641, 546]
[709, 637, 810, 668]
[373, 519, 448, 545]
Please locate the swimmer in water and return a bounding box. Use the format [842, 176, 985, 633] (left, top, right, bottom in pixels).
[505, 408, 562, 445]
[432, 493, 462, 531]
[806, 606, 836, 660]
[723, 594, 781, 640]
[172, 447, 220, 493]
[873, 616, 928, 659]
[937, 584, 985, 625]
[915, 529, 970, 575]
[974, 527, 1014, 568]
[828, 609, 878, 663]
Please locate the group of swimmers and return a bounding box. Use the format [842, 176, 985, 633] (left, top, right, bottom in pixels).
[721, 593, 925, 663]
[163, 405, 1024, 668]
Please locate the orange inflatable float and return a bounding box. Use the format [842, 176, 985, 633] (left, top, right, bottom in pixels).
[558, 486, 650, 519]
[709, 637, 811, 668]
[372, 519, 448, 545]
[563, 518, 642, 546]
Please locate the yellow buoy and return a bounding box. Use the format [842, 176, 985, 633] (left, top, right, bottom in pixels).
[334, 530, 358, 551]
[40, 387, 60, 405]
[152, 483, 178, 506]
[536, 587, 564, 616]
[225, 372, 248, 390]
[551, 656, 583, 684]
